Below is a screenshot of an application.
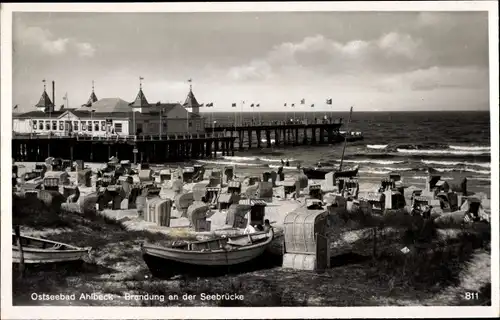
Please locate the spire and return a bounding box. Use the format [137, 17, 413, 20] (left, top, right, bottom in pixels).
[35, 79, 54, 112]
[130, 76, 149, 108]
[183, 79, 201, 108]
[85, 80, 98, 106]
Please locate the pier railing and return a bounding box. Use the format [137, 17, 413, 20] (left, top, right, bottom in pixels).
[12, 132, 229, 141]
[204, 118, 343, 128]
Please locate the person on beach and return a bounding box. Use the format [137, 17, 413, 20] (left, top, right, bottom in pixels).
[281, 159, 285, 166]
[263, 219, 272, 233]
[285, 159, 290, 167]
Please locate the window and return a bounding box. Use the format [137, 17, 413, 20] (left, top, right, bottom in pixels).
[88, 121, 92, 132]
[59, 121, 64, 131]
[74, 121, 79, 131]
[45, 121, 50, 130]
[115, 123, 122, 133]
[82, 121, 86, 131]
[94, 121, 99, 132]
[52, 121, 57, 130]
[189, 121, 193, 128]
[32, 120, 37, 129]
[39, 121, 44, 130]
[101, 121, 105, 131]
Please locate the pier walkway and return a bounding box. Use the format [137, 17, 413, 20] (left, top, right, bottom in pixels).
[12, 120, 346, 163]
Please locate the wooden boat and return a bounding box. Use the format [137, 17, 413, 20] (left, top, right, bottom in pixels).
[12, 233, 91, 264]
[303, 165, 358, 180]
[142, 229, 274, 277]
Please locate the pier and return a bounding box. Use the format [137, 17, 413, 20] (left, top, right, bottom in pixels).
[12, 133, 236, 163]
[204, 120, 344, 149]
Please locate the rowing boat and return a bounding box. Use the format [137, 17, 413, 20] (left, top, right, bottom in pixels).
[12, 233, 91, 264]
[142, 229, 274, 277]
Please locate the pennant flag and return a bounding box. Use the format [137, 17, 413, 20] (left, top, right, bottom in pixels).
[200, 103, 204, 107]
[284, 103, 287, 107]
[156, 101, 161, 106]
[311, 104, 315, 108]
[139, 76, 144, 80]
[326, 98, 333, 105]
[250, 104, 255, 107]
[62, 93, 68, 101]
[301, 98, 305, 104]
[60, 104, 65, 110]
[256, 104, 260, 107]
[232, 103, 237, 107]
[13, 104, 18, 110]
[291, 103, 295, 107]
[187, 78, 192, 83]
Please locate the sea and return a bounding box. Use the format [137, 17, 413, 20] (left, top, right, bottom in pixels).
[197, 111, 492, 196]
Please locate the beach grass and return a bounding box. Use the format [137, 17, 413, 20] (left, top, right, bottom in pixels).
[11, 193, 491, 306]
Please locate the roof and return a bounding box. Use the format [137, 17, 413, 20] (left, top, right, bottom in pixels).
[77, 98, 131, 113]
[130, 89, 150, 108]
[82, 91, 98, 107]
[183, 89, 201, 108]
[14, 110, 67, 119]
[35, 90, 54, 110]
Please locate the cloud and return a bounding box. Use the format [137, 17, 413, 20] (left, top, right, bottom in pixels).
[14, 25, 96, 58]
[374, 66, 488, 92]
[227, 32, 426, 81]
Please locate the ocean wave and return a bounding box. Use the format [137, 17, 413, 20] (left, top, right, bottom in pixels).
[222, 156, 294, 163]
[469, 177, 491, 182]
[197, 160, 267, 167]
[449, 145, 491, 151]
[411, 175, 455, 181]
[358, 169, 390, 175]
[464, 167, 490, 175]
[397, 148, 490, 156]
[268, 164, 297, 170]
[340, 159, 405, 165]
[367, 144, 388, 150]
[421, 160, 491, 168]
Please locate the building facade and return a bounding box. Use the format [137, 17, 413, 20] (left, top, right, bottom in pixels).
[12, 83, 206, 137]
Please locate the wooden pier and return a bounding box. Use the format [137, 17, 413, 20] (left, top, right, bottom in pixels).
[12, 133, 236, 163]
[205, 121, 344, 149]
[12, 121, 345, 163]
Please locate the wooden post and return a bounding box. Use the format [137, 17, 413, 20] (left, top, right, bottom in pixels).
[372, 227, 377, 260]
[14, 225, 25, 278]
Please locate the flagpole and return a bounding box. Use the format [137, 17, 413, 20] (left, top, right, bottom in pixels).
[339, 106, 354, 171]
[284, 104, 287, 123]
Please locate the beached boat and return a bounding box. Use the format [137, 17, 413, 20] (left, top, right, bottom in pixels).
[12, 233, 91, 264]
[302, 165, 359, 180]
[142, 229, 274, 277]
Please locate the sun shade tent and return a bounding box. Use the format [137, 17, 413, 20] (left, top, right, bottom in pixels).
[258, 181, 273, 201]
[224, 166, 234, 182]
[383, 190, 406, 210]
[192, 165, 205, 182]
[159, 169, 172, 183]
[295, 173, 309, 189]
[182, 167, 195, 182]
[77, 169, 92, 187]
[187, 202, 211, 231]
[146, 198, 172, 227]
[218, 193, 240, 210]
[359, 192, 386, 212]
[239, 199, 267, 227]
[308, 184, 322, 200]
[43, 171, 69, 190]
[37, 190, 66, 214]
[193, 182, 209, 202]
[227, 180, 242, 195]
[175, 192, 194, 216]
[282, 207, 331, 271]
[63, 185, 80, 203]
[225, 203, 252, 228]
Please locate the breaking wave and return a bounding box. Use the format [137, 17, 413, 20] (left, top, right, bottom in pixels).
[366, 144, 388, 150]
[396, 148, 490, 156]
[340, 159, 405, 165]
[196, 159, 267, 167]
[421, 160, 491, 168]
[222, 156, 294, 163]
[449, 145, 491, 151]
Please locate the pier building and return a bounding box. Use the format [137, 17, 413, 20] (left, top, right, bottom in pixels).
[12, 80, 205, 137]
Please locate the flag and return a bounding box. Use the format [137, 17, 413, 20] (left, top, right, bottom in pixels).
[232, 103, 237, 107]
[256, 104, 260, 107]
[187, 78, 192, 83]
[301, 98, 305, 104]
[291, 103, 295, 107]
[326, 98, 333, 105]
[311, 104, 315, 108]
[13, 105, 18, 110]
[156, 101, 161, 106]
[62, 93, 67, 101]
[139, 76, 144, 80]
[284, 103, 287, 107]
[250, 104, 254, 107]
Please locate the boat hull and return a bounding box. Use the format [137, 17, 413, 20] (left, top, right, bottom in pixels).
[12, 248, 89, 264]
[142, 231, 278, 278]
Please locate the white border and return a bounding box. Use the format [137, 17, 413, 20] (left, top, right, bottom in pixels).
[1, 2, 498, 319]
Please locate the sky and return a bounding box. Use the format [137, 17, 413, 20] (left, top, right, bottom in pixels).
[12, 11, 490, 113]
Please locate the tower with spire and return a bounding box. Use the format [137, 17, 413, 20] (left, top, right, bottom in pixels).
[35, 79, 54, 113]
[129, 76, 150, 113]
[183, 79, 201, 115]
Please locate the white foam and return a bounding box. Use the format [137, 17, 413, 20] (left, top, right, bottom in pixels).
[358, 169, 390, 175]
[366, 144, 388, 149]
[222, 156, 257, 161]
[449, 145, 491, 151]
[469, 177, 492, 181]
[197, 159, 266, 167]
[341, 159, 405, 165]
[464, 161, 491, 168]
[397, 148, 489, 155]
[465, 167, 491, 175]
[421, 159, 491, 168]
[268, 164, 297, 170]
